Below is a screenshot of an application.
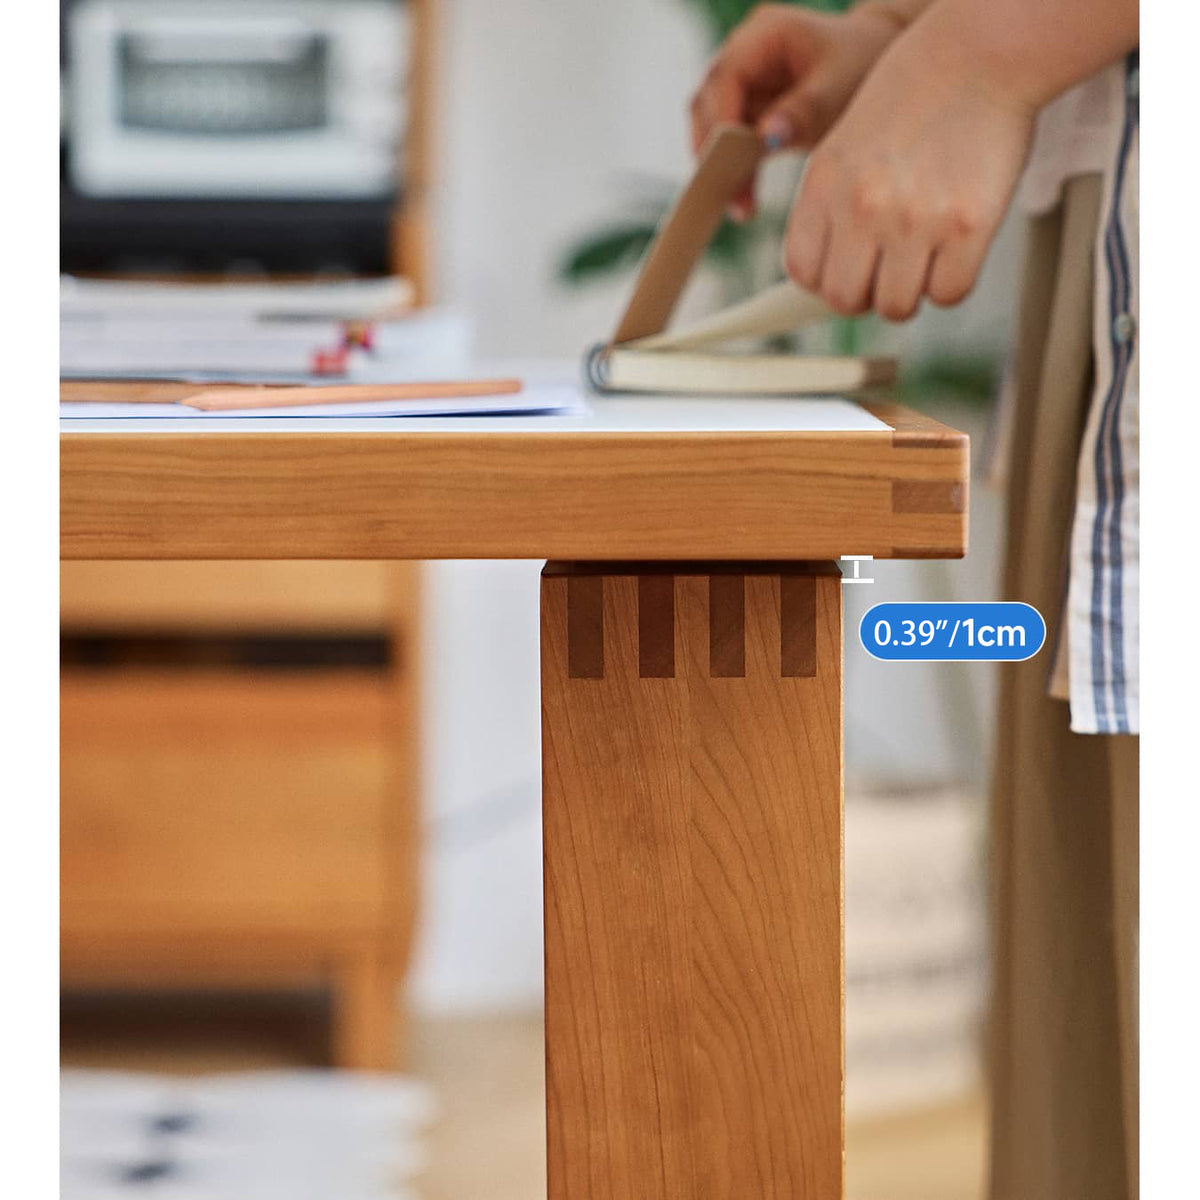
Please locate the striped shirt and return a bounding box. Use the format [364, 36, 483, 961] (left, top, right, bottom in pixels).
[1018, 53, 1140, 735]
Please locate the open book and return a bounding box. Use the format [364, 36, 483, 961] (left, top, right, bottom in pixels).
[587, 125, 895, 396]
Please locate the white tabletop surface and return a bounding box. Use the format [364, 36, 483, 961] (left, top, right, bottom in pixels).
[60, 360, 892, 435]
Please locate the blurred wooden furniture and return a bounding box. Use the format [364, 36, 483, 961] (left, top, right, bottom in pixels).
[60, 561, 420, 1072]
[392, 0, 437, 303]
[62, 386, 968, 1197]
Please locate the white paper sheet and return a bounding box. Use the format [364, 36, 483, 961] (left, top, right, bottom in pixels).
[62, 391, 891, 433]
[60, 385, 587, 421]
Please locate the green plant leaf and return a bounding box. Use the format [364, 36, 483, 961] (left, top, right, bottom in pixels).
[706, 216, 757, 265]
[832, 315, 865, 357]
[557, 224, 660, 286]
[898, 353, 1000, 408]
[681, 0, 852, 46]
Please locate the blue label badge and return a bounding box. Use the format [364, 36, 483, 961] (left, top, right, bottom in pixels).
[859, 602, 1046, 662]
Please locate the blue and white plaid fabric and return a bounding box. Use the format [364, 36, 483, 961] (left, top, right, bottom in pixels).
[1065, 51, 1140, 734]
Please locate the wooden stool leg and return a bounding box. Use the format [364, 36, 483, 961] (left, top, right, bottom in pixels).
[541, 563, 843, 1200]
[331, 955, 400, 1072]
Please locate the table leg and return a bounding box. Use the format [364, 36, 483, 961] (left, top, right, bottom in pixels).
[541, 562, 843, 1200]
[331, 952, 399, 1072]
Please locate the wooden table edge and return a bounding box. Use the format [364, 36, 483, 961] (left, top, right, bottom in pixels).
[60, 398, 969, 563]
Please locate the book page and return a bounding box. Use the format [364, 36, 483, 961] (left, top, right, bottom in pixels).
[627, 282, 835, 352]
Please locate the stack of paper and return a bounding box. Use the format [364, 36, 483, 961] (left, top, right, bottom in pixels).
[60, 276, 473, 382]
[61, 1068, 434, 1200]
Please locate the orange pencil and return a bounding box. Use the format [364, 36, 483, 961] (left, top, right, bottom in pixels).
[182, 378, 524, 412]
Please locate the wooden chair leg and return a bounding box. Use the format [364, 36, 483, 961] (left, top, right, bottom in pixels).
[331, 955, 401, 1072]
[541, 563, 844, 1200]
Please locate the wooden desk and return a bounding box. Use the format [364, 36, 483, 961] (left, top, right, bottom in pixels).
[61, 384, 968, 1200]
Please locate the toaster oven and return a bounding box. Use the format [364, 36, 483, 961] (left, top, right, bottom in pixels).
[67, 0, 408, 200]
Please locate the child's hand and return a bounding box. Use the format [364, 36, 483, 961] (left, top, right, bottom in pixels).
[783, 11, 1037, 320]
[689, 3, 907, 219]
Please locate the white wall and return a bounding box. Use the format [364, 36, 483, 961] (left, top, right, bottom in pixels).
[433, 0, 710, 358]
[409, 560, 546, 1013]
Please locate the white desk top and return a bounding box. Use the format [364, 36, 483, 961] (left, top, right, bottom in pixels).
[60, 392, 890, 435]
[60, 361, 891, 436]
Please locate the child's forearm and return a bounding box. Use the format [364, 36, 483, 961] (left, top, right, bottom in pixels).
[909, 0, 1138, 111]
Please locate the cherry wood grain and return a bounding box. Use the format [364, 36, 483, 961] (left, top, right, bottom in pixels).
[60, 402, 967, 561]
[541, 563, 843, 1200]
